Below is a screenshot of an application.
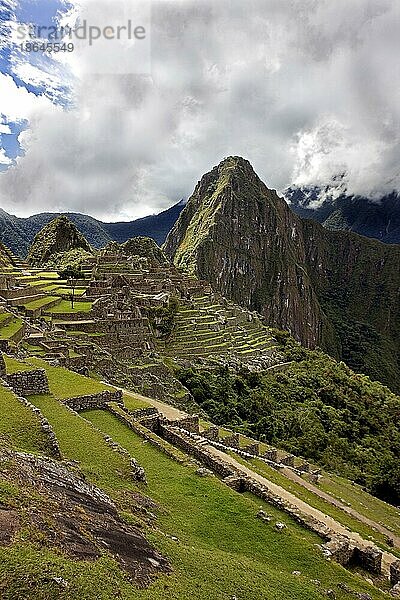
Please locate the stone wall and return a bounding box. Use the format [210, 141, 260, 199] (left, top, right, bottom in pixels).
[64, 389, 123, 411]
[323, 538, 382, 575]
[168, 415, 200, 434]
[5, 368, 50, 396]
[0, 353, 5, 377]
[16, 394, 61, 459]
[0, 379, 60, 459]
[203, 426, 219, 441]
[221, 433, 240, 448]
[106, 405, 185, 464]
[126, 406, 159, 420]
[160, 424, 236, 478]
[391, 561, 400, 586]
[156, 423, 384, 577]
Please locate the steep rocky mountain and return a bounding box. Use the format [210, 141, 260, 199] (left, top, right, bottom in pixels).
[164, 156, 400, 392]
[0, 201, 185, 258]
[286, 188, 400, 244]
[27, 215, 92, 267]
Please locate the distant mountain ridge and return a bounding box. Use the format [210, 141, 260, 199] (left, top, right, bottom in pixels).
[0, 201, 185, 258]
[286, 188, 400, 244]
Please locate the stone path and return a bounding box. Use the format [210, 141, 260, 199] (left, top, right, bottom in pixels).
[206, 445, 398, 573]
[111, 386, 187, 421]
[283, 467, 400, 548]
[112, 384, 399, 573]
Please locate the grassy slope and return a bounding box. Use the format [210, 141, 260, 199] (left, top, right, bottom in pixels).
[46, 300, 92, 314]
[0, 384, 49, 454]
[0, 317, 23, 340]
[82, 410, 386, 600]
[232, 454, 400, 558]
[26, 357, 113, 399]
[0, 357, 390, 599]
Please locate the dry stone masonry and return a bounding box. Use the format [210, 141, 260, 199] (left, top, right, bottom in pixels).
[5, 368, 50, 396]
[63, 389, 123, 411]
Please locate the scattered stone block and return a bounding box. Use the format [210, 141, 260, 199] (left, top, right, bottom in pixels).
[203, 426, 219, 441]
[221, 433, 240, 449]
[280, 454, 295, 467]
[242, 443, 259, 456]
[391, 561, 400, 587]
[262, 449, 278, 462]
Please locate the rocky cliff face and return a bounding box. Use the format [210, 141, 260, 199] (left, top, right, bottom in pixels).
[164, 157, 400, 390]
[27, 215, 92, 267]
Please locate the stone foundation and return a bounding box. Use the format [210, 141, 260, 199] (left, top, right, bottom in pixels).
[280, 455, 295, 467]
[242, 443, 259, 456]
[323, 538, 382, 575]
[262, 449, 278, 462]
[5, 368, 50, 396]
[169, 415, 200, 434]
[391, 561, 400, 586]
[64, 389, 123, 411]
[221, 433, 240, 448]
[203, 426, 219, 441]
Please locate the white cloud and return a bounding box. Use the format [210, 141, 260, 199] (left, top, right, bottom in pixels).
[0, 0, 399, 219]
[0, 148, 12, 165]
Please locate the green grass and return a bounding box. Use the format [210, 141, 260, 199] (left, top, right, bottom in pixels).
[0, 317, 23, 340]
[25, 357, 114, 399]
[3, 355, 35, 374]
[55, 287, 87, 296]
[46, 300, 92, 314]
[319, 473, 400, 538]
[231, 454, 400, 557]
[23, 296, 60, 310]
[81, 410, 387, 600]
[0, 312, 12, 324]
[122, 392, 151, 411]
[28, 394, 134, 494]
[0, 384, 50, 454]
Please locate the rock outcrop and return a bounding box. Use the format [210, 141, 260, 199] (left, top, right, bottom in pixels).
[0, 450, 169, 582]
[164, 156, 400, 391]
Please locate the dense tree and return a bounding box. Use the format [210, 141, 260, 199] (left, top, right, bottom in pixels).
[177, 332, 400, 505]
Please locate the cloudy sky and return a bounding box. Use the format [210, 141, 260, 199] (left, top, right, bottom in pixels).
[0, 0, 399, 221]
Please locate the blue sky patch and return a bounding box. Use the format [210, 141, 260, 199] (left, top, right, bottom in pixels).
[0, 0, 75, 169]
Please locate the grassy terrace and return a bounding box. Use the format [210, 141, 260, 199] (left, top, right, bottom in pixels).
[25, 357, 114, 399]
[3, 355, 114, 399]
[0, 312, 12, 324]
[122, 392, 151, 411]
[3, 355, 35, 374]
[0, 317, 23, 340]
[319, 473, 400, 539]
[79, 409, 386, 600]
[28, 394, 134, 495]
[46, 300, 92, 314]
[22, 296, 61, 310]
[0, 383, 50, 454]
[231, 453, 400, 558]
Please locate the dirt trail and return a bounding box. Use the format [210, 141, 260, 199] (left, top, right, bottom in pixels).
[112, 386, 187, 421]
[283, 467, 400, 548]
[111, 385, 399, 572]
[206, 445, 398, 573]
